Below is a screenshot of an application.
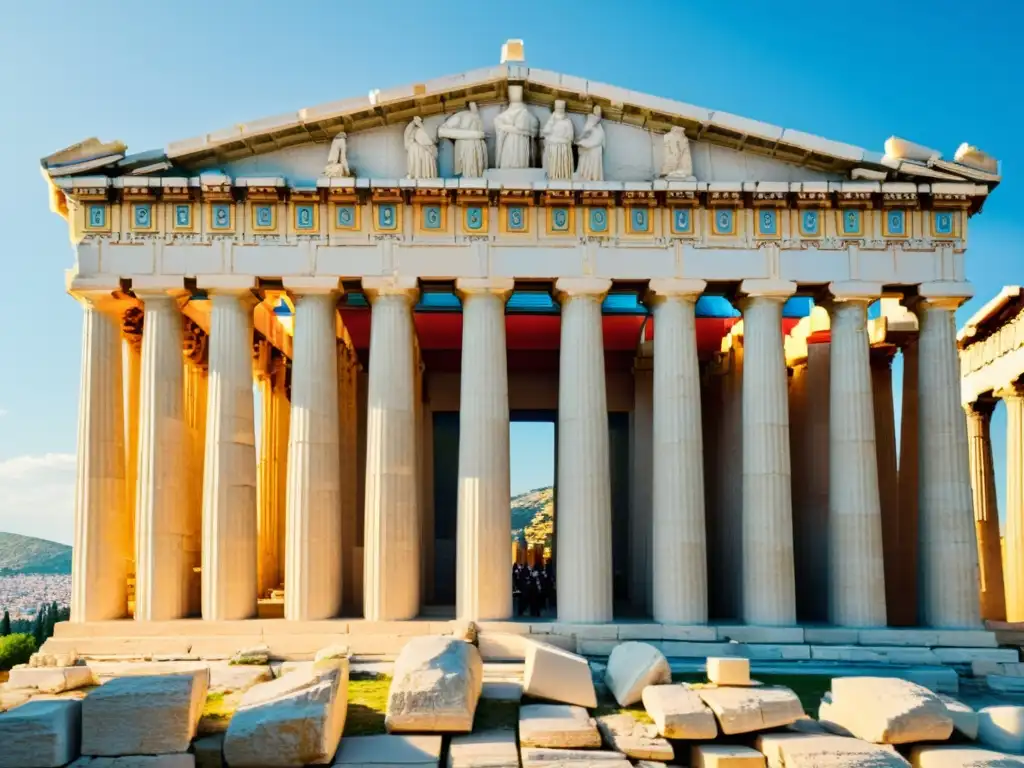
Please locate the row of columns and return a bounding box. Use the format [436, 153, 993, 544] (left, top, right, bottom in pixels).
[72, 276, 982, 628]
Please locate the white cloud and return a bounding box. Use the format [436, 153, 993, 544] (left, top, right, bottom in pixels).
[0, 453, 76, 545]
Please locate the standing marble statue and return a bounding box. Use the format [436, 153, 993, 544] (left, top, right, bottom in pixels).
[323, 131, 351, 177]
[575, 106, 606, 182]
[661, 126, 695, 180]
[493, 85, 539, 169]
[438, 102, 487, 178]
[541, 100, 575, 181]
[404, 117, 438, 179]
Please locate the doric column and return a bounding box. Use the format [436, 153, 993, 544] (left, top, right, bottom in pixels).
[1001, 385, 1024, 621]
[455, 278, 514, 621]
[825, 285, 886, 626]
[363, 276, 421, 621]
[872, 349, 901, 625]
[649, 279, 708, 623]
[134, 288, 189, 621]
[283, 279, 343, 621]
[912, 295, 980, 627]
[71, 291, 131, 622]
[121, 307, 143, 601]
[200, 281, 259, 621]
[966, 397, 1006, 621]
[895, 339, 920, 626]
[556, 277, 614, 623]
[737, 280, 797, 625]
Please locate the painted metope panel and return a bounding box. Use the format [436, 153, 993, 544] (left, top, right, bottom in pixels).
[583, 206, 612, 236]
[131, 203, 156, 233]
[546, 206, 574, 235]
[931, 210, 960, 238]
[85, 203, 110, 233]
[883, 208, 909, 238]
[462, 205, 487, 234]
[292, 203, 319, 233]
[209, 203, 236, 233]
[252, 204, 277, 233]
[839, 208, 864, 237]
[798, 208, 822, 238]
[417, 204, 446, 233]
[374, 203, 401, 232]
[171, 203, 194, 232]
[670, 207, 695, 236]
[331, 203, 360, 232]
[710, 207, 737, 237]
[755, 208, 780, 239]
[626, 207, 652, 235]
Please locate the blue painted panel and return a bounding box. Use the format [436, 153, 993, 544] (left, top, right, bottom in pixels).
[377, 203, 397, 229]
[507, 291, 556, 312]
[551, 207, 570, 232]
[695, 296, 739, 318]
[133, 204, 152, 229]
[423, 205, 442, 230]
[673, 208, 692, 233]
[842, 209, 861, 236]
[758, 209, 778, 236]
[295, 204, 315, 230]
[589, 207, 609, 233]
[175, 204, 191, 228]
[88, 204, 106, 228]
[212, 203, 232, 230]
[887, 209, 906, 235]
[934, 211, 954, 235]
[631, 208, 650, 232]
[466, 206, 483, 230]
[336, 205, 355, 228]
[801, 209, 820, 236]
[255, 205, 274, 228]
[507, 206, 526, 232]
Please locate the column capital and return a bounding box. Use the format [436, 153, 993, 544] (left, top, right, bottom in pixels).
[554, 277, 611, 304]
[825, 281, 883, 304]
[282, 277, 341, 296]
[966, 395, 999, 418]
[996, 380, 1024, 401]
[869, 345, 896, 369]
[362, 275, 419, 303]
[646, 278, 706, 304]
[455, 277, 515, 300]
[902, 282, 975, 314]
[197, 276, 258, 296]
[738, 278, 797, 301]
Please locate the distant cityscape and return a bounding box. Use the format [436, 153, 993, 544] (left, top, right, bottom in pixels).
[0, 574, 71, 619]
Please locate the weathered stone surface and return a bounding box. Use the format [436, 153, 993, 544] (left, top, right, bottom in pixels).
[229, 645, 270, 666]
[787, 717, 830, 734]
[0, 685, 33, 713]
[979, 706, 1024, 754]
[385, 636, 483, 733]
[30, 651, 79, 668]
[192, 733, 224, 768]
[756, 733, 909, 767]
[604, 642, 670, 706]
[938, 694, 978, 740]
[519, 704, 601, 749]
[71, 757, 195, 768]
[446, 730, 518, 768]
[452, 622, 479, 645]
[223, 664, 347, 766]
[641, 684, 717, 739]
[0, 699, 81, 768]
[707, 657, 751, 686]
[314, 645, 351, 669]
[909, 745, 1024, 767]
[81, 671, 209, 756]
[691, 744, 766, 767]
[519, 748, 630, 768]
[8, 665, 96, 693]
[698, 685, 803, 735]
[825, 677, 953, 744]
[333, 734, 442, 767]
[208, 663, 272, 694]
[596, 714, 673, 761]
[988, 675, 1024, 694]
[818, 694, 853, 737]
[88, 662, 209, 685]
[974, 661, 1024, 678]
[523, 640, 597, 708]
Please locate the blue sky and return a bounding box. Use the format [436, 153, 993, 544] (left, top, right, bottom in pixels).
[0, 1, 1020, 543]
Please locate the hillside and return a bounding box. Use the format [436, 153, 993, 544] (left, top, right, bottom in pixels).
[511, 486, 554, 547]
[0, 533, 72, 576]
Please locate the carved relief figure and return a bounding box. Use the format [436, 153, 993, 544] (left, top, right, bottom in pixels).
[404, 117, 438, 179]
[323, 131, 351, 177]
[438, 102, 487, 178]
[493, 84, 539, 169]
[661, 126, 695, 180]
[575, 106, 606, 182]
[541, 100, 575, 181]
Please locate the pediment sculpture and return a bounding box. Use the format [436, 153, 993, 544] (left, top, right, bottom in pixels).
[493, 85, 539, 170]
[404, 117, 438, 179]
[661, 126, 695, 181]
[323, 131, 351, 178]
[438, 102, 488, 178]
[575, 106, 605, 182]
[541, 100, 575, 181]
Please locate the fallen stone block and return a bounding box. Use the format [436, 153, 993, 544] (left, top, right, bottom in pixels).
[978, 706, 1024, 755]
[223, 663, 347, 766]
[604, 642, 670, 707]
[909, 745, 1024, 766]
[7, 665, 96, 694]
[207, 664, 271, 694]
[0, 699, 81, 768]
[755, 733, 909, 768]
[385, 636, 483, 733]
[446, 730, 519, 768]
[314, 645, 350, 670]
[826, 677, 953, 744]
[596, 713, 673, 761]
[641, 684, 717, 739]
[787, 717, 830, 735]
[81, 671, 209, 756]
[523, 640, 597, 708]
[698, 685, 804, 735]
[334, 734, 442, 767]
[228, 645, 269, 666]
[938, 694, 978, 740]
[707, 657, 751, 686]
[192, 733, 224, 768]
[519, 704, 601, 749]
[818, 694, 853, 737]
[988, 675, 1024, 694]
[0, 685, 32, 713]
[70, 757, 196, 768]
[519, 748, 630, 768]
[691, 744, 766, 767]
[452, 621, 478, 645]
[87, 661, 209, 685]
[975, 661, 1024, 678]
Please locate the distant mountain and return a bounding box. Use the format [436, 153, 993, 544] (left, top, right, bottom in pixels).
[0, 533, 72, 576]
[511, 486, 554, 547]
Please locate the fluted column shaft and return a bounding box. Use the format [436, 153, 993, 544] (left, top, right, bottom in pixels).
[827, 297, 886, 626]
[914, 298, 980, 627]
[1002, 388, 1024, 621]
[456, 278, 513, 621]
[650, 282, 708, 623]
[966, 399, 1006, 620]
[363, 279, 421, 621]
[284, 288, 343, 620]
[135, 293, 189, 621]
[872, 352, 901, 625]
[201, 289, 258, 620]
[739, 286, 797, 625]
[556, 278, 613, 622]
[71, 294, 130, 622]
[895, 340, 920, 626]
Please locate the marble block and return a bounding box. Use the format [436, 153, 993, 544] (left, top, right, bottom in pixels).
[70, 758, 195, 768]
[698, 685, 804, 735]
[909, 745, 1024, 767]
[604, 642, 670, 706]
[523, 640, 597, 708]
[446, 730, 519, 768]
[755, 733, 910, 768]
[333, 734, 442, 767]
[386, 637, 483, 733]
[519, 749, 630, 768]
[707, 657, 751, 686]
[0, 699, 81, 768]
[642, 684, 717, 739]
[7, 665, 96, 694]
[691, 744, 766, 768]
[826, 677, 953, 744]
[596, 713, 673, 761]
[978, 706, 1024, 755]
[938, 694, 978, 740]
[519, 704, 601, 749]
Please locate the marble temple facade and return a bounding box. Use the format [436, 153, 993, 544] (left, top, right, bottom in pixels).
[48, 44, 1002, 635]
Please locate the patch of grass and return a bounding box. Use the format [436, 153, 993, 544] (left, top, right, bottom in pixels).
[671, 671, 831, 715]
[199, 690, 240, 735]
[345, 675, 391, 736]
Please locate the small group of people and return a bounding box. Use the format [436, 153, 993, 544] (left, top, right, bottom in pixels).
[512, 563, 555, 617]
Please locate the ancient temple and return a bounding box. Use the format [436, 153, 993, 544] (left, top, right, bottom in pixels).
[43, 42, 1005, 655]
